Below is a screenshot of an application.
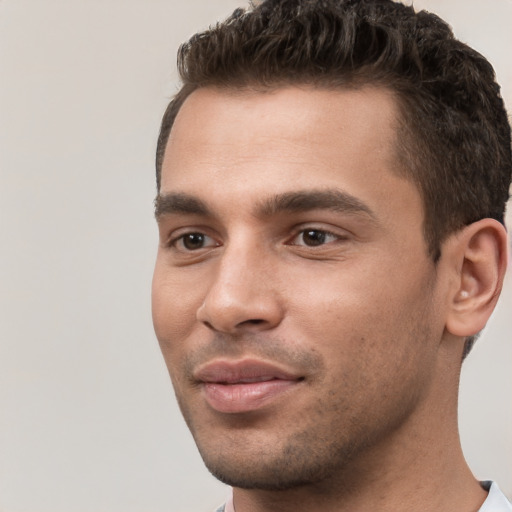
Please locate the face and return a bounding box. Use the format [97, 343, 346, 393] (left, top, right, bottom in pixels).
[152, 86, 449, 489]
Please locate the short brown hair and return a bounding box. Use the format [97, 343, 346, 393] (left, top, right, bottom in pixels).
[156, 0, 511, 262]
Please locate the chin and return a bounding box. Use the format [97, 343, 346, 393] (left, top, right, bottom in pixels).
[203, 457, 326, 491]
[195, 428, 358, 491]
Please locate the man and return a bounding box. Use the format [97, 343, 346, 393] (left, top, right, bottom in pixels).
[151, 0, 512, 510]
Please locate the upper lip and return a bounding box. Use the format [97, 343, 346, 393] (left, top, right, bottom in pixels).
[194, 358, 303, 384]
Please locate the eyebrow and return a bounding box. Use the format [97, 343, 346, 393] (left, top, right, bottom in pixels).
[154, 193, 212, 218]
[154, 189, 377, 222]
[257, 189, 377, 220]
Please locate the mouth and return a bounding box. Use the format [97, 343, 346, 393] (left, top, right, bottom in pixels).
[194, 359, 304, 414]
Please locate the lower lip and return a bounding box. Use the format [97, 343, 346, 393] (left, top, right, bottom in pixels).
[202, 379, 299, 413]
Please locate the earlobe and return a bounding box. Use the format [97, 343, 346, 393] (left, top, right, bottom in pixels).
[445, 218, 508, 338]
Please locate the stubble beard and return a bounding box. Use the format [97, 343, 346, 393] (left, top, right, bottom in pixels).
[178, 380, 423, 493]
[196, 422, 364, 491]
[171, 315, 437, 493]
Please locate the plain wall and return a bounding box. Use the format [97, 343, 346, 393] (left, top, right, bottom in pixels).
[0, 1, 510, 511]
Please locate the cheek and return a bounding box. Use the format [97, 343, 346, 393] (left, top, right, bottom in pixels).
[151, 261, 204, 351]
[284, 262, 379, 341]
[287, 259, 437, 367]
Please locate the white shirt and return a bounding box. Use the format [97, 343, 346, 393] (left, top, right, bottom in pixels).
[478, 481, 512, 511]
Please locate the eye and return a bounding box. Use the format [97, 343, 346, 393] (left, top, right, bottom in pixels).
[172, 232, 218, 251]
[291, 229, 340, 247]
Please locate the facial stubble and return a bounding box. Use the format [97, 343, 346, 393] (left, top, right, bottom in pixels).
[169, 323, 436, 493]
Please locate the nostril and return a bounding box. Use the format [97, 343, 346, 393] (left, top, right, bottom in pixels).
[202, 318, 264, 331]
[235, 318, 266, 328]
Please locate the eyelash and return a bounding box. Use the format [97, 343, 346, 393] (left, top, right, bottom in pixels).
[169, 232, 218, 251]
[167, 226, 345, 253]
[288, 228, 343, 247]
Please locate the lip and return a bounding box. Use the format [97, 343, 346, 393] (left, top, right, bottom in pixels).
[194, 359, 303, 414]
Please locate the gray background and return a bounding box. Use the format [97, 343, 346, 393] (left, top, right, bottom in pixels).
[0, 1, 510, 511]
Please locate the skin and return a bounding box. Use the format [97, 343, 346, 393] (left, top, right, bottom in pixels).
[152, 86, 499, 512]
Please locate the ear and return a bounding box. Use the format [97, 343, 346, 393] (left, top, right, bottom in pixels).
[445, 218, 508, 338]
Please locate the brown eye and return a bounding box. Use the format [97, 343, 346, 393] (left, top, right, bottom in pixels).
[174, 232, 217, 251]
[301, 230, 328, 246]
[182, 233, 206, 250]
[292, 229, 338, 247]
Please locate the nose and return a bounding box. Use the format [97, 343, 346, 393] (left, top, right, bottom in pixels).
[196, 242, 284, 334]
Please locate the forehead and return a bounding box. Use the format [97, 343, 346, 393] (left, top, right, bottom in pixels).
[160, 86, 421, 226]
[164, 86, 400, 176]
